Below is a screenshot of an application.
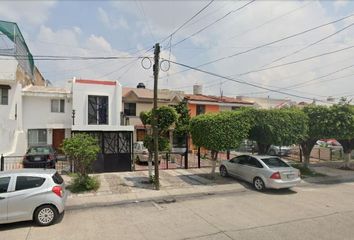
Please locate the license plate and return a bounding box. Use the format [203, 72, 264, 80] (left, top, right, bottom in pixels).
[34, 157, 41, 161]
[287, 174, 295, 179]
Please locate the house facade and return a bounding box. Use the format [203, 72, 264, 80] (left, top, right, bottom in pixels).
[122, 83, 184, 142]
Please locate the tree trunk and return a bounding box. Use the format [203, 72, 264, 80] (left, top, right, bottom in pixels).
[337, 139, 354, 169]
[210, 150, 218, 179]
[300, 140, 316, 168]
[148, 153, 153, 179]
[257, 143, 270, 155]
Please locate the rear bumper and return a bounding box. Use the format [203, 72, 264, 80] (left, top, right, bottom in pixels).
[266, 178, 301, 189]
[23, 161, 55, 168]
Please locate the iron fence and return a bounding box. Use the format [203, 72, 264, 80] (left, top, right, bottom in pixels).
[0, 154, 70, 174]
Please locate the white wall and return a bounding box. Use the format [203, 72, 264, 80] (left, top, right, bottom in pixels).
[72, 79, 132, 131]
[22, 96, 72, 130]
[0, 82, 23, 155]
[0, 57, 17, 81]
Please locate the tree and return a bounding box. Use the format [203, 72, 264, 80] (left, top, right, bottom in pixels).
[329, 104, 354, 169]
[301, 105, 334, 168]
[190, 111, 251, 178]
[140, 106, 178, 179]
[173, 100, 191, 148]
[62, 133, 100, 192]
[245, 108, 308, 155]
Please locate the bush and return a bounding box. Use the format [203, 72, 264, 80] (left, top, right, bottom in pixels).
[68, 174, 100, 193]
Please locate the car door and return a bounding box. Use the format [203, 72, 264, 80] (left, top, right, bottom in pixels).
[7, 175, 47, 222]
[243, 157, 264, 182]
[234, 155, 250, 180]
[0, 176, 12, 222]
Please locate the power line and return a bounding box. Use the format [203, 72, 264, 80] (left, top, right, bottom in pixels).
[228, 1, 312, 40]
[160, 0, 215, 45]
[135, 0, 157, 43]
[260, 21, 354, 68]
[236, 44, 354, 76]
[170, 0, 256, 48]
[163, 12, 354, 78]
[165, 59, 331, 103]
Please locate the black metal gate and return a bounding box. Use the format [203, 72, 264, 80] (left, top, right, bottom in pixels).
[73, 131, 133, 172]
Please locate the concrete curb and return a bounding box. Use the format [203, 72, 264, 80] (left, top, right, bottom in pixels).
[65, 185, 248, 211]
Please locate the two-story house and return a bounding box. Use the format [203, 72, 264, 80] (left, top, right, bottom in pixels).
[122, 83, 184, 142]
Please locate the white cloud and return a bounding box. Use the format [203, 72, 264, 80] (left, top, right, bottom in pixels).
[0, 1, 56, 26]
[98, 7, 129, 30]
[86, 35, 112, 52]
[333, 0, 349, 10]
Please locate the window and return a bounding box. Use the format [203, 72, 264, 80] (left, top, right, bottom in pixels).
[15, 176, 45, 191]
[51, 99, 65, 113]
[0, 87, 9, 105]
[28, 129, 47, 146]
[236, 155, 249, 165]
[88, 95, 108, 125]
[261, 157, 290, 168]
[52, 172, 64, 185]
[196, 104, 205, 115]
[232, 106, 240, 110]
[0, 177, 10, 193]
[248, 157, 263, 168]
[124, 103, 136, 116]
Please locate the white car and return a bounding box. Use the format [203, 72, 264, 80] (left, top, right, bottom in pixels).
[134, 141, 149, 163]
[0, 169, 67, 226]
[220, 155, 301, 191]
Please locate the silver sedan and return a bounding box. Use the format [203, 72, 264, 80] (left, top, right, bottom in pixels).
[220, 155, 301, 191]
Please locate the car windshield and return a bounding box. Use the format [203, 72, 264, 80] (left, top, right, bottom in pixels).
[28, 146, 52, 154]
[261, 157, 290, 168]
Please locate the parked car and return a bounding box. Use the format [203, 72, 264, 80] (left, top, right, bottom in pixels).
[0, 169, 67, 226]
[316, 139, 342, 149]
[23, 145, 57, 169]
[219, 155, 301, 191]
[268, 145, 292, 156]
[134, 141, 149, 163]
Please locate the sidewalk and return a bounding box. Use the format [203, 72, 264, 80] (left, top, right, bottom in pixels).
[63, 165, 354, 210]
[64, 168, 246, 210]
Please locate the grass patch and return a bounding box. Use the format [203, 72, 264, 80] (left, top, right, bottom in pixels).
[291, 164, 326, 178]
[67, 175, 100, 193]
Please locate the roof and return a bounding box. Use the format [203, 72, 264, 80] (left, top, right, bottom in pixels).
[123, 87, 184, 102]
[185, 94, 254, 105]
[22, 85, 70, 94]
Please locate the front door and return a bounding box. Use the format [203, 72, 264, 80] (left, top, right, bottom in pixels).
[52, 129, 65, 152]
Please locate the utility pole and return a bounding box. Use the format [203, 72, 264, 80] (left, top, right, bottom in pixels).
[153, 43, 160, 190]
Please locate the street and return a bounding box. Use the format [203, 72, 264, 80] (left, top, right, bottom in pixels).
[2, 180, 354, 240]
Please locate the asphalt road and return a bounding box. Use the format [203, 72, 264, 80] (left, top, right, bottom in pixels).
[2, 181, 354, 240]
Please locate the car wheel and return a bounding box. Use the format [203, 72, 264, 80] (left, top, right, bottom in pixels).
[34, 205, 58, 226]
[253, 177, 265, 191]
[220, 165, 228, 177]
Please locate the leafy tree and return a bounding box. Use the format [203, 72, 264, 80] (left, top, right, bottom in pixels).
[190, 111, 251, 178]
[329, 104, 354, 168]
[300, 105, 334, 167]
[245, 108, 308, 155]
[62, 133, 100, 192]
[174, 100, 191, 137]
[140, 106, 178, 178]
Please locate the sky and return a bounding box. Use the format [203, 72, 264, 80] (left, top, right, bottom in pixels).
[1, 0, 354, 103]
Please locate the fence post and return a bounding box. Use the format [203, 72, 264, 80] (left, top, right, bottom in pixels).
[166, 152, 169, 170]
[330, 149, 333, 161]
[198, 147, 201, 168]
[0, 154, 4, 171]
[318, 148, 321, 160]
[184, 134, 189, 169]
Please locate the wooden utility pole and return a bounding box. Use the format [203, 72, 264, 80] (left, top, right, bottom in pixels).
[153, 43, 160, 190]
